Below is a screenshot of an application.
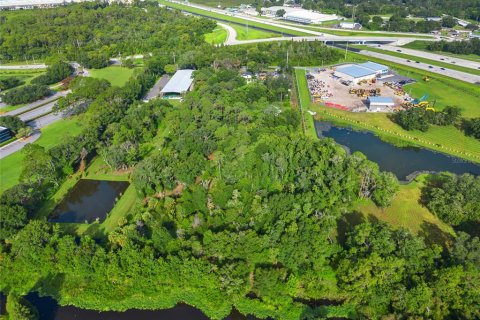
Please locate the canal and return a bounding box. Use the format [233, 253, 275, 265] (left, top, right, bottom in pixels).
[315, 121, 480, 181]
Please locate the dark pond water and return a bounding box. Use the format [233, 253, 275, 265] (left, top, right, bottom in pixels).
[0, 293, 258, 320]
[315, 121, 480, 181]
[50, 179, 129, 223]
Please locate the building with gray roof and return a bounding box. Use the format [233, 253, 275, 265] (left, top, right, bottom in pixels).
[160, 69, 195, 99]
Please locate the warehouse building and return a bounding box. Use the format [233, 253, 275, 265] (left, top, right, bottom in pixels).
[358, 61, 389, 75]
[339, 22, 362, 29]
[284, 10, 338, 24]
[334, 62, 389, 84]
[260, 6, 298, 17]
[160, 69, 195, 99]
[0, 126, 12, 143]
[367, 96, 395, 112]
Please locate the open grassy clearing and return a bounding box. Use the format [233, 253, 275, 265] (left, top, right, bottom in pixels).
[0, 117, 82, 193]
[402, 40, 480, 62]
[158, 0, 310, 36]
[205, 25, 228, 44]
[355, 45, 480, 76]
[228, 23, 279, 40]
[294, 64, 480, 164]
[0, 68, 46, 84]
[354, 175, 455, 244]
[88, 66, 135, 87]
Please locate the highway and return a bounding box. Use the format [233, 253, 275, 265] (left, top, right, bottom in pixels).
[375, 45, 480, 70]
[18, 99, 57, 122]
[357, 49, 480, 84]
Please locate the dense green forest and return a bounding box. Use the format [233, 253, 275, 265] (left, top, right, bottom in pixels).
[0, 2, 479, 320]
[0, 1, 216, 63]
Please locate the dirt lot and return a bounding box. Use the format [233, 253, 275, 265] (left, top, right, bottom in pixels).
[306, 67, 411, 112]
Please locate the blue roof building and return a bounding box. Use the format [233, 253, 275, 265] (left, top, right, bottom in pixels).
[358, 61, 389, 74]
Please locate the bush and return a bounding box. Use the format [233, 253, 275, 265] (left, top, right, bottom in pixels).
[31, 61, 73, 85]
[1, 85, 51, 105]
[0, 77, 24, 90]
[0, 115, 26, 134]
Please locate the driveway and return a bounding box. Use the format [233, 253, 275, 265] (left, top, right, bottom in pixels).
[144, 74, 170, 100]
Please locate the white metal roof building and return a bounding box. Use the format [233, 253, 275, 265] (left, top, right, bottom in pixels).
[160, 69, 195, 99]
[284, 10, 338, 24]
[339, 22, 362, 29]
[367, 96, 395, 112]
[260, 6, 299, 17]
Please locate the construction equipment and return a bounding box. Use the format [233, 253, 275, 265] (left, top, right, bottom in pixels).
[423, 76, 430, 82]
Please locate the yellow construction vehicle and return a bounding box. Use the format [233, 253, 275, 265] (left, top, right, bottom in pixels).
[423, 76, 430, 82]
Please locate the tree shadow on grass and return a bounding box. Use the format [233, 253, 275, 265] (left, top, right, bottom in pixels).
[336, 211, 366, 246]
[418, 221, 453, 248]
[455, 220, 480, 237]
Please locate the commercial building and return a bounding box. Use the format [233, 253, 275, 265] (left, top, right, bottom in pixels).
[0, 126, 12, 143]
[160, 69, 195, 99]
[284, 10, 338, 24]
[367, 96, 395, 112]
[339, 22, 362, 29]
[334, 62, 389, 84]
[260, 6, 298, 17]
[357, 61, 389, 75]
[260, 6, 337, 23]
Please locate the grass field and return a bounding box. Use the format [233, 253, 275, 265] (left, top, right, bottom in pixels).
[88, 66, 135, 87]
[158, 0, 310, 36]
[294, 64, 480, 164]
[402, 40, 480, 62]
[355, 45, 480, 76]
[0, 68, 46, 84]
[205, 25, 228, 44]
[354, 175, 455, 244]
[0, 118, 82, 193]
[229, 23, 278, 40]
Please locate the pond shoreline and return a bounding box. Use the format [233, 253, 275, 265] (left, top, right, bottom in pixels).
[315, 121, 480, 181]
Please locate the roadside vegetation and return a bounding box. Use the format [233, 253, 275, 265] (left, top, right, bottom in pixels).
[204, 25, 228, 44]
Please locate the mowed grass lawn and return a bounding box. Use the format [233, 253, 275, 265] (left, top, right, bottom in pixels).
[0, 117, 82, 193]
[205, 25, 228, 44]
[355, 175, 455, 244]
[229, 23, 279, 40]
[88, 66, 135, 87]
[294, 66, 480, 164]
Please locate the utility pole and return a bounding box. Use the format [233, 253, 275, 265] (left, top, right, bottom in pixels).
[344, 41, 349, 60]
[246, 22, 249, 35]
[173, 52, 176, 64]
[286, 49, 289, 68]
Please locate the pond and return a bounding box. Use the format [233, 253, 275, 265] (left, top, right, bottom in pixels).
[315, 121, 480, 181]
[50, 179, 129, 223]
[0, 293, 260, 320]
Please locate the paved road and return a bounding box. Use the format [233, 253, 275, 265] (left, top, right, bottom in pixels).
[144, 74, 170, 100]
[377, 45, 480, 70]
[18, 100, 57, 122]
[0, 64, 46, 69]
[1, 91, 67, 117]
[0, 112, 64, 159]
[217, 23, 238, 45]
[358, 49, 480, 84]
